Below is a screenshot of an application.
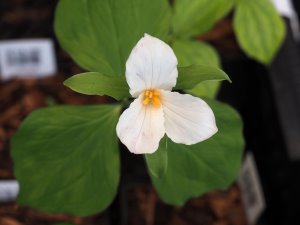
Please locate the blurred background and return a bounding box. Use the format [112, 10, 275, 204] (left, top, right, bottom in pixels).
[0, 0, 300, 225]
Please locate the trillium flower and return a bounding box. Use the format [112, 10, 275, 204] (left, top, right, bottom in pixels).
[116, 34, 218, 154]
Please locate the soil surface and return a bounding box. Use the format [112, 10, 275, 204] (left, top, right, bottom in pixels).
[121, 183, 246, 225]
[0, 0, 247, 224]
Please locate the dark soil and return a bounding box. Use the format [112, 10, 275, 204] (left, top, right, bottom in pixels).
[0, 0, 247, 224]
[121, 183, 246, 225]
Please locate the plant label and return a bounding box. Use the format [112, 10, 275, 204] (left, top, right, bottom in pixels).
[0, 39, 57, 81]
[238, 152, 266, 225]
[0, 180, 19, 202]
[271, 0, 300, 40]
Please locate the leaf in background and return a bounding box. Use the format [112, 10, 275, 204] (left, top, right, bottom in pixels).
[173, 0, 234, 38]
[12, 105, 121, 216]
[176, 65, 231, 90]
[145, 137, 168, 178]
[55, 0, 171, 76]
[173, 39, 222, 98]
[233, 0, 286, 64]
[173, 40, 220, 67]
[149, 99, 244, 205]
[189, 81, 222, 99]
[64, 72, 130, 100]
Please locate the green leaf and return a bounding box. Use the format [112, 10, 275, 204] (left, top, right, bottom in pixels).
[233, 0, 286, 64]
[55, 0, 171, 76]
[145, 137, 168, 178]
[188, 81, 221, 99]
[176, 65, 231, 91]
[173, 0, 234, 37]
[173, 40, 220, 67]
[173, 40, 221, 98]
[149, 99, 244, 205]
[12, 105, 121, 216]
[64, 72, 130, 100]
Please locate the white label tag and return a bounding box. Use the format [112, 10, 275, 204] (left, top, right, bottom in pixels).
[271, 0, 296, 18]
[271, 0, 300, 41]
[0, 39, 57, 80]
[0, 180, 19, 202]
[238, 152, 266, 225]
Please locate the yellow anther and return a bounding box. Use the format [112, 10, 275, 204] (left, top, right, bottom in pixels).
[143, 98, 149, 105]
[149, 92, 153, 98]
[152, 96, 161, 107]
[142, 89, 161, 107]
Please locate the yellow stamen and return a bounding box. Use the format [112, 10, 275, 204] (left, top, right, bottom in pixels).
[152, 96, 161, 107]
[142, 89, 161, 108]
[143, 98, 149, 105]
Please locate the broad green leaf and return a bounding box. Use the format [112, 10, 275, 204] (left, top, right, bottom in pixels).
[64, 72, 130, 100]
[189, 81, 222, 99]
[55, 0, 171, 76]
[173, 40, 220, 67]
[12, 105, 121, 216]
[233, 0, 286, 64]
[145, 137, 168, 178]
[176, 65, 231, 91]
[150, 99, 244, 205]
[173, 0, 234, 37]
[173, 39, 221, 98]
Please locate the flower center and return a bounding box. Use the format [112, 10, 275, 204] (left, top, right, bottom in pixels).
[142, 89, 161, 107]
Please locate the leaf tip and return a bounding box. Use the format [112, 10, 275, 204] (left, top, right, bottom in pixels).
[218, 68, 232, 83]
[227, 75, 232, 83]
[63, 78, 71, 87]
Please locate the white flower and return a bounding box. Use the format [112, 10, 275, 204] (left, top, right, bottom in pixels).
[116, 34, 218, 154]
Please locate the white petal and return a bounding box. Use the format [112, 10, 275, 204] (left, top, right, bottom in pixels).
[126, 34, 178, 97]
[161, 91, 218, 145]
[116, 95, 165, 154]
